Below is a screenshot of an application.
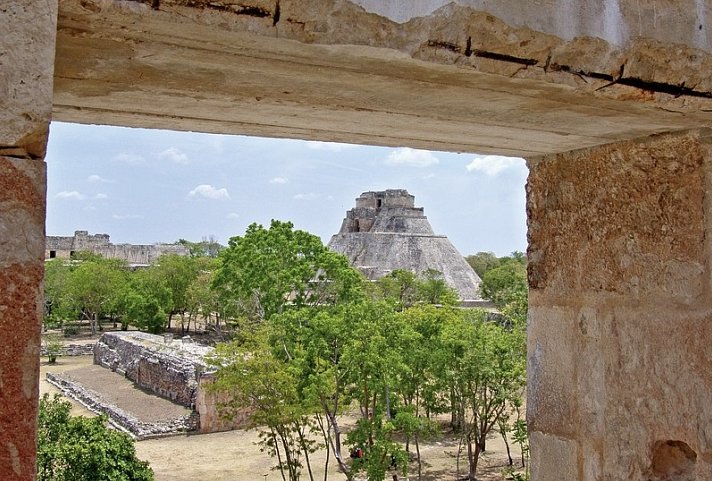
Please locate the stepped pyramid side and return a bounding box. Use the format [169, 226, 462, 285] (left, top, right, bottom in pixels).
[328, 190, 483, 302]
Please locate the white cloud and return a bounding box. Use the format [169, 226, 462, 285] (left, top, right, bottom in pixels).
[305, 141, 358, 152]
[293, 192, 319, 200]
[83, 206, 97, 212]
[55, 191, 85, 200]
[94, 193, 109, 199]
[269, 177, 289, 184]
[225, 212, 240, 219]
[189, 184, 231, 200]
[114, 152, 145, 165]
[87, 174, 113, 183]
[465, 155, 526, 176]
[112, 214, 144, 220]
[385, 148, 440, 168]
[158, 147, 190, 164]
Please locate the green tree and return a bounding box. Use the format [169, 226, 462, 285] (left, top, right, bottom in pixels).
[185, 269, 222, 335]
[213, 220, 363, 322]
[122, 290, 166, 334]
[44, 259, 74, 328]
[480, 261, 527, 308]
[268, 306, 356, 479]
[178, 235, 224, 258]
[436, 311, 526, 480]
[417, 269, 459, 306]
[65, 256, 129, 335]
[371, 269, 459, 310]
[394, 305, 455, 480]
[43, 333, 64, 364]
[372, 270, 420, 311]
[465, 251, 500, 278]
[210, 327, 318, 481]
[480, 254, 528, 328]
[340, 301, 409, 481]
[37, 394, 153, 481]
[150, 254, 202, 329]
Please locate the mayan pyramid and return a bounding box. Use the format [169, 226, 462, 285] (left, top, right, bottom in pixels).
[328, 189, 483, 302]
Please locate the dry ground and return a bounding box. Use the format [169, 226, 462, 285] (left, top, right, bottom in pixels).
[41, 355, 524, 481]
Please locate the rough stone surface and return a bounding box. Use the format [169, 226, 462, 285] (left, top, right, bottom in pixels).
[355, 0, 712, 53]
[52, 0, 712, 157]
[0, 1, 57, 159]
[46, 230, 188, 265]
[94, 332, 211, 407]
[94, 332, 244, 433]
[527, 130, 712, 480]
[527, 129, 708, 302]
[328, 190, 482, 302]
[0, 155, 46, 481]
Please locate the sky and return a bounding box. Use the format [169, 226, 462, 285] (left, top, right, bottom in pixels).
[45, 122, 528, 257]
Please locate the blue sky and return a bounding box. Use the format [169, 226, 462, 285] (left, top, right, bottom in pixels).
[46, 122, 528, 257]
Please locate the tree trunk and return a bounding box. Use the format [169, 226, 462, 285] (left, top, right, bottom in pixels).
[271, 429, 288, 481]
[415, 433, 422, 481]
[297, 423, 316, 481]
[502, 430, 513, 466]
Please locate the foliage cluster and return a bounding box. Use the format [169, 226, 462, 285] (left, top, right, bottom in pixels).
[42, 221, 529, 481]
[37, 394, 153, 481]
[467, 251, 528, 325]
[44, 250, 221, 336]
[204, 221, 529, 481]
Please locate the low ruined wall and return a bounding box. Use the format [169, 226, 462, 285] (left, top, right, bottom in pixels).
[94, 332, 205, 406]
[40, 343, 94, 357]
[46, 372, 198, 438]
[94, 331, 246, 433]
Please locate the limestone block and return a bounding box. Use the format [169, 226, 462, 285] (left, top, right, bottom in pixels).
[526, 301, 578, 438]
[624, 38, 712, 93]
[0, 1, 57, 158]
[529, 431, 579, 481]
[527, 130, 707, 301]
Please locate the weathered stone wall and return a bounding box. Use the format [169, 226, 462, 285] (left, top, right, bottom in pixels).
[527, 128, 712, 480]
[46, 230, 188, 264]
[355, 190, 415, 209]
[53, 0, 712, 158]
[1, 2, 57, 480]
[196, 374, 252, 434]
[94, 332, 207, 406]
[93, 332, 245, 433]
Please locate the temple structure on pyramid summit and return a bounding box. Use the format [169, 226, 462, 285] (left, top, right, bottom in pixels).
[328, 189, 486, 306]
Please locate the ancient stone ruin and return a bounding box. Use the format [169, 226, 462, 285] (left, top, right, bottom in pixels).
[328, 189, 483, 303]
[46, 230, 188, 265]
[7, 1, 712, 479]
[92, 331, 246, 435]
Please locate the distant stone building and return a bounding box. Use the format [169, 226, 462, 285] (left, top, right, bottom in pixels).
[328, 190, 484, 303]
[45, 230, 188, 265]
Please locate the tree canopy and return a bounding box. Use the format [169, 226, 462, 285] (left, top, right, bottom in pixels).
[37, 394, 154, 481]
[212, 220, 363, 322]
